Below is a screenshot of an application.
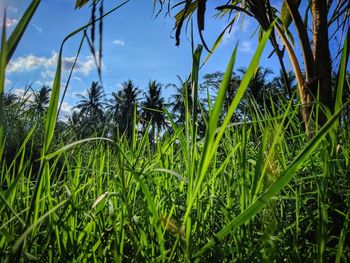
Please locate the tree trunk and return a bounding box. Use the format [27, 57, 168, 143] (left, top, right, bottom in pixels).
[311, 0, 333, 125]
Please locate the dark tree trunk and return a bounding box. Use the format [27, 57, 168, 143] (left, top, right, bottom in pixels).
[312, 0, 333, 124]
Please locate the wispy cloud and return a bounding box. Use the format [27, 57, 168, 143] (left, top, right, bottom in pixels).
[8, 6, 18, 13]
[40, 70, 55, 80]
[1, 18, 18, 27]
[5, 78, 12, 88]
[223, 19, 250, 44]
[60, 102, 73, 114]
[13, 88, 35, 102]
[32, 24, 43, 33]
[7, 51, 95, 76]
[58, 102, 74, 120]
[113, 39, 125, 46]
[240, 40, 253, 53]
[73, 76, 83, 82]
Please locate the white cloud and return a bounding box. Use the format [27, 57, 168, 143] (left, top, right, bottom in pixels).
[13, 88, 35, 102]
[7, 52, 95, 76]
[58, 102, 74, 121]
[5, 78, 11, 87]
[223, 19, 250, 44]
[7, 52, 57, 73]
[32, 24, 43, 33]
[73, 76, 83, 82]
[8, 6, 18, 13]
[60, 102, 73, 114]
[3, 18, 18, 27]
[41, 70, 55, 80]
[240, 40, 253, 53]
[113, 39, 125, 46]
[72, 55, 95, 75]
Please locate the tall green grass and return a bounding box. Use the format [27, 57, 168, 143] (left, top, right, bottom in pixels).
[1, 1, 350, 262]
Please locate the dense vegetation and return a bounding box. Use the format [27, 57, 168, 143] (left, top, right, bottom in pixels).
[1, 0, 350, 262]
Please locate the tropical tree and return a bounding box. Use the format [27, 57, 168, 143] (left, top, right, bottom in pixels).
[106, 91, 122, 130]
[75, 81, 105, 122]
[141, 80, 168, 141]
[272, 69, 296, 96]
[168, 76, 207, 136]
[3, 91, 18, 107]
[200, 71, 242, 121]
[74, 81, 105, 136]
[29, 85, 51, 117]
[109, 80, 140, 139]
[67, 111, 84, 138]
[151, 0, 349, 134]
[237, 66, 275, 114]
[168, 76, 192, 125]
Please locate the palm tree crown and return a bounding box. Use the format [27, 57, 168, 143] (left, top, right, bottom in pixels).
[75, 81, 105, 122]
[107, 80, 140, 138]
[141, 80, 167, 139]
[29, 85, 51, 117]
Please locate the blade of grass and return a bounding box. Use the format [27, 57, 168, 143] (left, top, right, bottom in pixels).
[183, 23, 273, 224]
[0, 11, 7, 146]
[13, 199, 69, 253]
[194, 101, 349, 258]
[6, 0, 41, 64]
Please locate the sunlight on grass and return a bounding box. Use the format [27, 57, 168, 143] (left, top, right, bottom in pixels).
[1, 0, 350, 262]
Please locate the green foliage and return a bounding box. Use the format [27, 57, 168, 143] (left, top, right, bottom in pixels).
[1, 1, 350, 262]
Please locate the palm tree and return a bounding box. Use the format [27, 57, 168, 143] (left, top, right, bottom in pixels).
[272, 70, 296, 97]
[75, 81, 105, 123]
[238, 67, 273, 114]
[29, 85, 51, 117]
[3, 91, 18, 107]
[141, 80, 167, 141]
[107, 80, 140, 139]
[168, 76, 192, 125]
[201, 71, 242, 121]
[106, 91, 121, 121]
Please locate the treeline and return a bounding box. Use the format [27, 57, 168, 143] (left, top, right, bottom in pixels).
[3, 67, 349, 160]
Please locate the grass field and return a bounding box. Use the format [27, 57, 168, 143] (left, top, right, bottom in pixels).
[1, 1, 350, 262]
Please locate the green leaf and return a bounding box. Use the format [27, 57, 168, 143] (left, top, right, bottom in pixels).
[194, 101, 349, 258]
[75, 0, 90, 9]
[280, 0, 301, 29]
[0, 11, 7, 138]
[13, 199, 69, 253]
[42, 137, 114, 160]
[6, 0, 41, 64]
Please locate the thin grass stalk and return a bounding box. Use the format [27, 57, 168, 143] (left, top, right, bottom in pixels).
[0, 11, 7, 149]
[194, 101, 349, 258]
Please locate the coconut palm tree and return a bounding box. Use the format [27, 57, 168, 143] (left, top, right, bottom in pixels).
[200, 71, 242, 121]
[75, 81, 105, 123]
[3, 91, 18, 107]
[168, 76, 192, 125]
[29, 85, 51, 117]
[74, 81, 105, 136]
[238, 66, 274, 114]
[107, 80, 140, 139]
[141, 80, 167, 141]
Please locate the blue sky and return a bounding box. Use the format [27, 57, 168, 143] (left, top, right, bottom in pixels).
[1, 0, 345, 117]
